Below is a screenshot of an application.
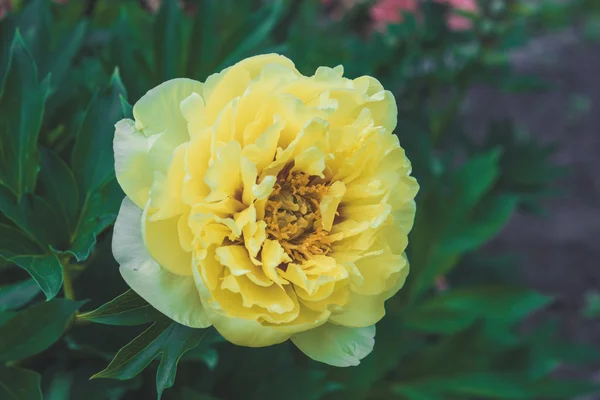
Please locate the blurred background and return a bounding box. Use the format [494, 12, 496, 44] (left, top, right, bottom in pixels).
[1, 0, 600, 399]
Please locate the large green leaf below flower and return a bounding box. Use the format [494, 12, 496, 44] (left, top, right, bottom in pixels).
[92, 321, 209, 400]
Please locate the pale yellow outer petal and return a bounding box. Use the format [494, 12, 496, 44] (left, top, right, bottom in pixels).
[133, 78, 203, 142]
[291, 323, 375, 367]
[115, 78, 204, 209]
[113, 197, 210, 328]
[113, 119, 155, 208]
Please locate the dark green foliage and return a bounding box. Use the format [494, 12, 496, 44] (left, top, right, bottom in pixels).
[0, 0, 598, 399]
[0, 364, 43, 400]
[0, 298, 82, 362]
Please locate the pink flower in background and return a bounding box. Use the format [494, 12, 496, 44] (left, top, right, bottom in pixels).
[438, 0, 477, 31]
[365, 0, 478, 32]
[370, 0, 418, 25]
[0, 0, 12, 19]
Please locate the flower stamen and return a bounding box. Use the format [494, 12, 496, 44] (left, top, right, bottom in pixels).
[264, 164, 331, 263]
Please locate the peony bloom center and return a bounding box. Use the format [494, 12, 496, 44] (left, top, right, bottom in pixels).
[264, 163, 332, 263]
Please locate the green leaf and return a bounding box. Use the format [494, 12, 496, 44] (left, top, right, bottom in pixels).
[583, 291, 600, 319]
[108, 14, 154, 101]
[68, 70, 128, 261]
[120, 95, 133, 119]
[0, 279, 40, 312]
[179, 388, 220, 400]
[16, 0, 51, 67]
[10, 255, 63, 300]
[0, 365, 42, 400]
[0, 185, 68, 250]
[403, 306, 478, 335]
[0, 223, 40, 258]
[0, 31, 51, 199]
[392, 374, 599, 399]
[0, 312, 16, 327]
[43, 368, 73, 400]
[256, 369, 341, 400]
[392, 385, 442, 400]
[439, 194, 519, 254]
[0, 15, 15, 89]
[450, 149, 501, 215]
[409, 150, 504, 299]
[38, 149, 79, 235]
[78, 289, 166, 326]
[218, 0, 284, 70]
[45, 20, 88, 88]
[411, 286, 552, 327]
[66, 179, 123, 262]
[44, 363, 142, 400]
[0, 298, 81, 361]
[186, 0, 217, 79]
[329, 316, 424, 400]
[181, 328, 225, 370]
[93, 322, 208, 399]
[154, 0, 184, 82]
[72, 70, 127, 196]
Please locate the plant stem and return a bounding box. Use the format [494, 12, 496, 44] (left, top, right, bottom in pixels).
[62, 264, 76, 301]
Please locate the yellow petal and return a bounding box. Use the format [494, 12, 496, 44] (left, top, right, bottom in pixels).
[212, 98, 240, 146]
[234, 274, 295, 313]
[143, 207, 192, 277]
[203, 67, 250, 124]
[320, 180, 346, 231]
[331, 262, 409, 328]
[177, 212, 194, 252]
[262, 304, 330, 334]
[148, 143, 188, 221]
[134, 78, 203, 144]
[114, 198, 210, 328]
[182, 130, 212, 205]
[242, 118, 283, 172]
[113, 119, 154, 208]
[216, 245, 254, 276]
[180, 92, 207, 137]
[234, 53, 297, 79]
[261, 239, 290, 286]
[204, 141, 242, 202]
[329, 291, 386, 328]
[294, 146, 326, 178]
[361, 90, 397, 133]
[299, 281, 349, 314]
[291, 323, 375, 367]
[241, 157, 258, 206]
[352, 242, 408, 296]
[211, 312, 290, 348]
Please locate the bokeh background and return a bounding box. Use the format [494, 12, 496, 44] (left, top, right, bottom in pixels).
[1, 0, 600, 399]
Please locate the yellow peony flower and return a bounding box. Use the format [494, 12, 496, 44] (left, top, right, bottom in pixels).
[112, 54, 418, 367]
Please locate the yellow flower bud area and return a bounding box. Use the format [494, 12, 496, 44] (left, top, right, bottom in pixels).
[113, 54, 419, 353]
